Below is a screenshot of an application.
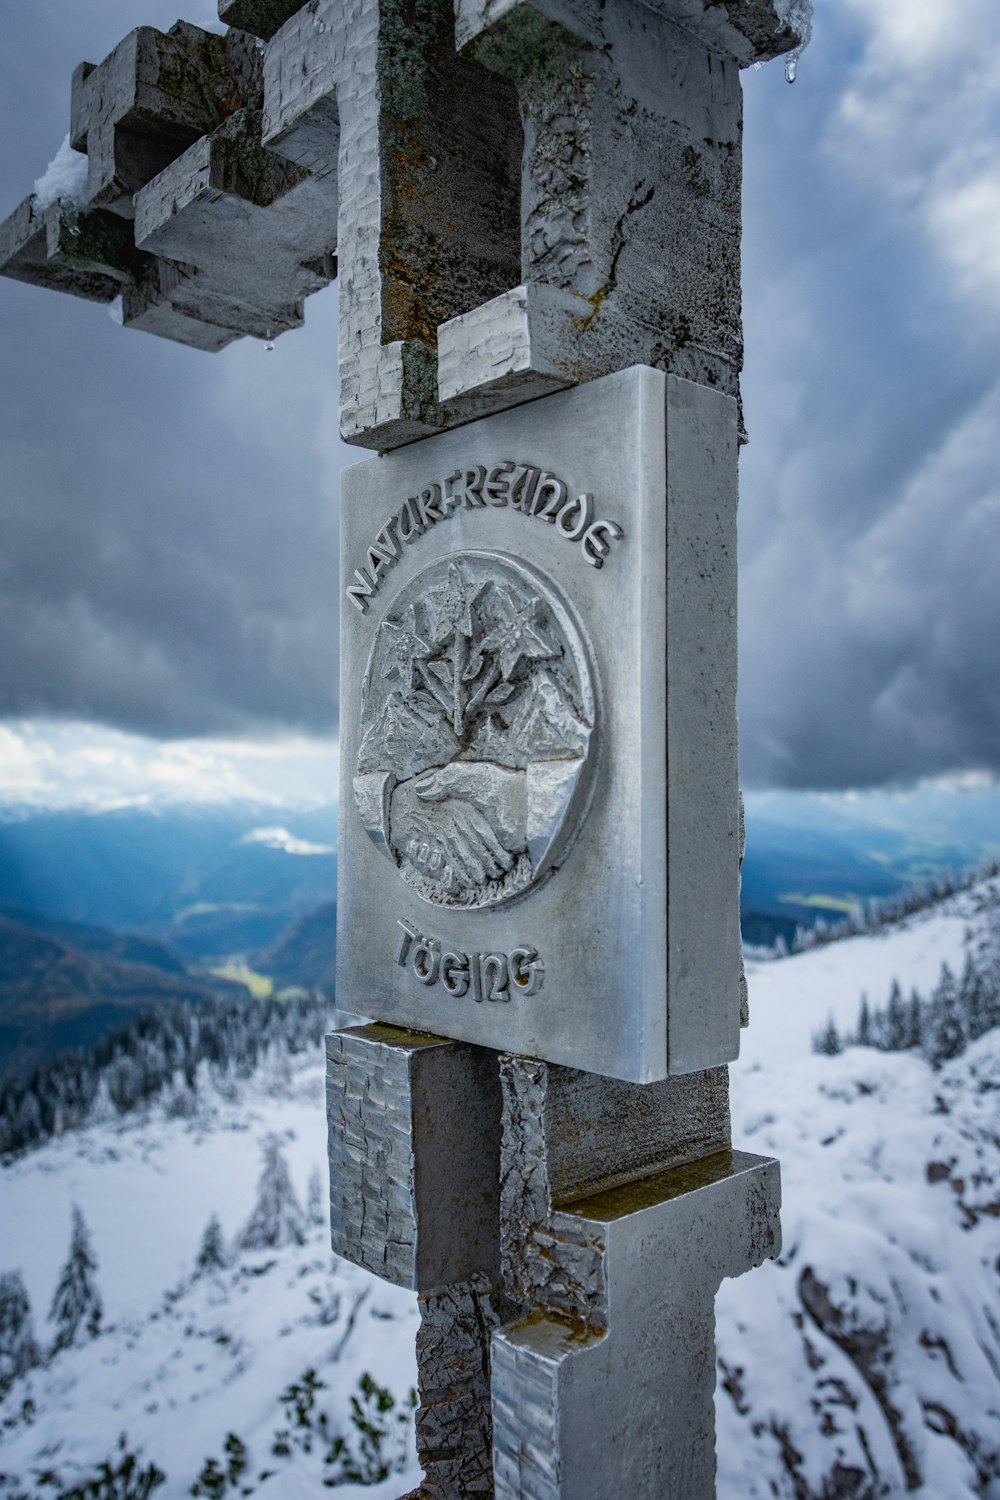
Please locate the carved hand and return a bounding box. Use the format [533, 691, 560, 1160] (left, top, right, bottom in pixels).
[415, 762, 526, 850]
[389, 776, 515, 895]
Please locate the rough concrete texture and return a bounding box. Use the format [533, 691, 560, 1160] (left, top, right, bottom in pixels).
[1, 0, 803, 447]
[447, 0, 751, 426]
[70, 24, 258, 219]
[262, 0, 523, 447]
[325, 1025, 502, 1291]
[415, 1275, 518, 1497]
[497, 1055, 731, 1324]
[0, 196, 146, 303]
[491, 1149, 782, 1500]
[218, 0, 305, 41]
[739, 788, 750, 1027]
[121, 257, 244, 351]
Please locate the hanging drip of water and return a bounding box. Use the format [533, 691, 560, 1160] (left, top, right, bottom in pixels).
[785, 54, 798, 84]
[264, 327, 275, 353]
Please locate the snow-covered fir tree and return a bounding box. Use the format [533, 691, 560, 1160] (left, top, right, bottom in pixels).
[925, 962, 966, 1068]
[236, 1135, 306, 1251]
[907, 990, 924, 1049]
[813, 1016, 842, 1056]
[0, 1270, 40, 1395]
[306, 1166, 326, 1228]
[48, 1205, 102, 1353]
[195, 1214, 228, 1273]
[884, 979, 908, 1050]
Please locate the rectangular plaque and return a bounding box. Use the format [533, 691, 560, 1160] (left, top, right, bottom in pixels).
[337, 366, 739, 1081]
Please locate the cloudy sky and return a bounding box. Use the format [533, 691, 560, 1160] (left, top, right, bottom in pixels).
[1, 0, 998, 806]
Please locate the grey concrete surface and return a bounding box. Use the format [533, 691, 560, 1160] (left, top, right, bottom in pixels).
[337, 367, 740, 1081]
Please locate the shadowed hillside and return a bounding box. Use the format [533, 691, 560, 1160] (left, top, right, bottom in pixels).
[256, 901, 336, 992]
[0, 908, 247, 1079]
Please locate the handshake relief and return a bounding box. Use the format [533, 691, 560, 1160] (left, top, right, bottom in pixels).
[352, 554, 596, 911]
[390, 761, 527, 898]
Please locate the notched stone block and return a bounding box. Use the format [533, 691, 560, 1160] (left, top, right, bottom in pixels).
[457, 0, 807, 65]
[219, 0, 306, 41]
[262, 0, 523, 448]
[325, 1024, 502, 1290]
[133, 108, 334, 342]
[437, 283, 578, 417]
[491, 1149, 782, 1500]
[0, 196, 145, 303]
[71, 22, 258, 218]
[441, 0, 759, 426]
[498, 1055, 732, 1323]
[121, 258, 243, 351]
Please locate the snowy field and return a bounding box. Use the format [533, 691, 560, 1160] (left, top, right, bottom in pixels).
[1, 880, 999, 1496]
[0, 1065, 423, 1496]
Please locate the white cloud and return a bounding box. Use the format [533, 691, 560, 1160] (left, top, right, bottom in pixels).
[0, 720, 338, 812]
[927, 165, 1000, 312]
[239, 826, 336, 855]
[833, 0, 1000, 313]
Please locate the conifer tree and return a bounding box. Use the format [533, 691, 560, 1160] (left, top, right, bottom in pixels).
[885, 980, 908, 1051]
[0, 1270, 40, 1395]
[307, 1166, 326, 1228]
[959, 954, 987, 1041]
[49, 1205, 102, 1352]
[236, 1135, 306, 1251]
[907, 991, 924, 1050]
[195, 1214, 228, 1274]
[814, 1017, 843, 1057]
[924, 963, 966, 1069]
[856, 995, 873, 1047]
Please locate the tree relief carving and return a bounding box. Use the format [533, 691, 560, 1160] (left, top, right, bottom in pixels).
[354, 552, 597, 909]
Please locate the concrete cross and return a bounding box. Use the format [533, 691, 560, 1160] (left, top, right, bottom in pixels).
[1, 1, 809, 1493]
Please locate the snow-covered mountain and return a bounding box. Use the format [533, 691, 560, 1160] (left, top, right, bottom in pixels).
[1, 881, 999, 1497]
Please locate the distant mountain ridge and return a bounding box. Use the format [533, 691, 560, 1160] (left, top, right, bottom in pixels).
[256, 900, 336, 992]
[0, 907, 247, 1080]
[0, 803, 338, 963]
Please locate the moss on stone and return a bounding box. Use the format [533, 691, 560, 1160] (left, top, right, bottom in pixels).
[377, 0, 445, 122]
[470, 8, 589, 102]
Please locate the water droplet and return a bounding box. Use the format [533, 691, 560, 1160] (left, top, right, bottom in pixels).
[264, 328, 275, 352]
[785, 56, 798, 83]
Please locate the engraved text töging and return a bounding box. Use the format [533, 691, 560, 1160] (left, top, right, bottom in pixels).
[395, 920, 544, 1002]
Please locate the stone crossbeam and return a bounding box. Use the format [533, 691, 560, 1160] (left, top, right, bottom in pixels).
[1, 0, 807, 448]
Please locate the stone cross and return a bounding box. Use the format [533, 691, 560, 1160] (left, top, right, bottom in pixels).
[2, 2, 809, 1493]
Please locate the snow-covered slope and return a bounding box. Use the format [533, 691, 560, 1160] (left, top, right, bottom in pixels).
[720, 875, 1000, 1498]
[1, 880, 998, 1497]
[742, 875, 1000, 1066]
[0, 1061, 422, 1496]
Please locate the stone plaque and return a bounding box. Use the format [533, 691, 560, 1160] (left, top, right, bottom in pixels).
[337, 366, 740, 1081]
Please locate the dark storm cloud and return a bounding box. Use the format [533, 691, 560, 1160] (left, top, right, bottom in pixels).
[737, 1, 1000, 788]
[1, 2, 999, 785]
[0, 0, 345, 738]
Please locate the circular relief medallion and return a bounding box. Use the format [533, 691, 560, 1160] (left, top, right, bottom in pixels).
[353, 550, 597, 909]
